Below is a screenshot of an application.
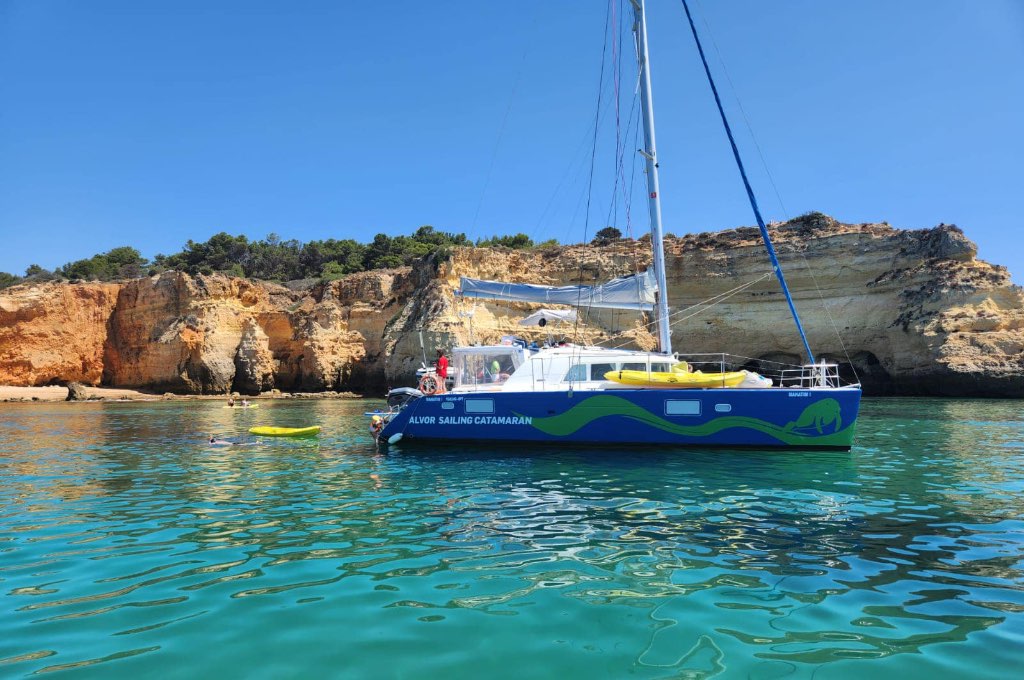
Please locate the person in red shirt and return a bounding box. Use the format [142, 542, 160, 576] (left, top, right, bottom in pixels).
[436, 349, 449, 392]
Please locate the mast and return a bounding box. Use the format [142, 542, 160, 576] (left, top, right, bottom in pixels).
[632, 0, 672, 355]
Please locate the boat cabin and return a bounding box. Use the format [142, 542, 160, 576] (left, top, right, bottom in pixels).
[450, 345, 528, 391]
[449, 345, 677, 393]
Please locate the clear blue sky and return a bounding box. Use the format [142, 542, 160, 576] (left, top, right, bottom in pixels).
[2, 0, 1022, 281]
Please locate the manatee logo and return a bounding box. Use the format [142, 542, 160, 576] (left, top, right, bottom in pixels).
[785, 398, 842, 434]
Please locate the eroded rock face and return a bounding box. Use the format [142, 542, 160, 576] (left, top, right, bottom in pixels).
[234, 318, 275, 394]
[90, 271, 408, 394]
[0, 282, 121, 386]
[102, 273, 275, 393]
[392, 215, 1023, 396]
[659, 216, 1023, 396]
[0, 215, 1021, 396]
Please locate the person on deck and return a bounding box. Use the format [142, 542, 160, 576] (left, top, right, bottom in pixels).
[436, 349, 449, 392]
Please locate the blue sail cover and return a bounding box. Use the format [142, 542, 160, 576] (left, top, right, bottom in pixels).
[458, 270, 656, 310]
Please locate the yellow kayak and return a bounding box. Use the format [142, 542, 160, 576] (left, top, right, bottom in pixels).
[604, 369, 747, 388]
[249, 426, 321, 437]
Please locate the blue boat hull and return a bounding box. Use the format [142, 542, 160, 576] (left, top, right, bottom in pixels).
[379, 387, 861, 449]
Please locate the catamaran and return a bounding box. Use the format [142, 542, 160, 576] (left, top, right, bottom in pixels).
[373, 0, 861, 449]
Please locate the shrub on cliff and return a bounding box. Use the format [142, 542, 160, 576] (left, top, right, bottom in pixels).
[247, 234, 303, 281]
[147, 226, 471, 281]
[23, 265, 56, 284]
[301, 239, 366, 277]
[154, 233, 251, 275]
[33, 224, 529, 285]
[320, 262, 348, 281]
[363, 234, 412, 269]
[57, 247, 148, 281]
[476, 233, 534, 249]
[592, 227, 622, 245]
[362, 227, 470, 270]
[0, 272, 20, 290]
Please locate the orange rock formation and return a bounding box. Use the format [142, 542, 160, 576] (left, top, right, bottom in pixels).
[0, 215, 1020, 396]
[0, 282, 121, 386]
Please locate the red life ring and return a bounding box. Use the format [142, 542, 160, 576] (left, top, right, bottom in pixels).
[418, 374, 441, 395]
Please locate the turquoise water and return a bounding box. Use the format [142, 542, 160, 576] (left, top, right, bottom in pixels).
[1, 398, 1022, 678]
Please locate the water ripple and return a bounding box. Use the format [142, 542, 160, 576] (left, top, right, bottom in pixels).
[0, 398, 1022, 677]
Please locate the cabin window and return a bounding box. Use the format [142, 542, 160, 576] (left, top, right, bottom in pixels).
[653, 363, 674, 373]
[454, 350, 520, 387]
[715, 403, 732, 413]
[665, 400, 701, 416]
[564, 364, 588, 382]
[590, 363, 617, 380]
[622, 362, 647, 372]
[465, 399, 494, 414]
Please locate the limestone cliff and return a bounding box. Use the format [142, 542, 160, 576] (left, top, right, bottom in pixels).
[0, 282, 120, 386]
[660, 215, 1023, 396]
[389, 215, 1023, 396]
[98, 270, 412, 393]
[0, 215, 1020, 396]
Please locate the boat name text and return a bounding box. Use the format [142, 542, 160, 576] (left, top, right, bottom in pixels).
[408, 415, 533, 426]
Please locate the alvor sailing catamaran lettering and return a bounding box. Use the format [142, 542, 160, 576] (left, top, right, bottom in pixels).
[409, 416, 533, 426]
[371, 0, 862, 449]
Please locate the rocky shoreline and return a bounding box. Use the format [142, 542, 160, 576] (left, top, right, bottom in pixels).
[1, 214, 1021, 397]
[0, 385, 364, 403]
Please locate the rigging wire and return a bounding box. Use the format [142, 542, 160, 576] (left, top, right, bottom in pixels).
[679, 0, 815, 364]
[605, 272, 773, 349]
[621, 38, 647, 316]
[689, 0, 859, 381]
[470, 11, 543, 234]
[625, 107, 648, 315]
[782, 241, 862, 382]
[583, 0, 630, 340]
[583, 0, 649, 346]
[529, 83, 626, 246]
[692, 0, 790, 220]
[570, 0, 615, 348]
[666, 273, 774, 327]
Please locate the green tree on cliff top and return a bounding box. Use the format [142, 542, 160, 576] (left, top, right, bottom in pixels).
[476, 233, 534, 249]
[26, 224, 553, 286]
[592, 226, 622, 245]
[57, 246, 147, 281]
[0, 272, 20, 290]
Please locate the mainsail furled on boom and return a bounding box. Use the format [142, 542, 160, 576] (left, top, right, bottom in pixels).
[457, 270, 656, 311]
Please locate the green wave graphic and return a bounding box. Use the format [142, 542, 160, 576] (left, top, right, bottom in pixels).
[517, 395, 854, 447]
